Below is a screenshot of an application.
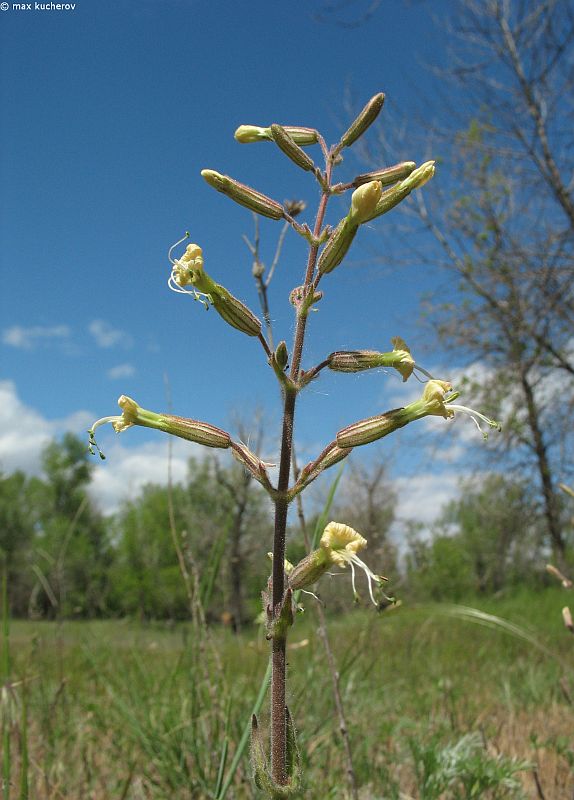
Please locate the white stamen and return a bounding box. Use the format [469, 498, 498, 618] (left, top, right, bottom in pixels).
[349, 560, 358, 599]
[352, 554, 380, 605]
[89, 415, 122, 435]
[446, 404, 500, 438]
[168, 232, 190, 265]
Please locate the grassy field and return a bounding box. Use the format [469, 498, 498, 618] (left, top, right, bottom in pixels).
[2, 588, 573, 799]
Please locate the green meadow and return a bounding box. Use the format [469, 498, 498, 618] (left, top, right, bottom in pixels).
[2, 589, 573, 799]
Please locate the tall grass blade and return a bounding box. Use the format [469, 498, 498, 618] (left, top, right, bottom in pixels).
[201, 526, 229, 610]
[18, 682, 28, 800]
[440, 604, 571, 670]
[216, 661, 271, 799]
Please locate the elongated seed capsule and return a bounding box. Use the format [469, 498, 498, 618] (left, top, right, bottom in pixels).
[353, 161, 417, 188]
[234, 124, 319, 145]
[210, 285, 262, 336]
[201, 170, 285, 220]
[340, 93, 385, 148]
[270, 124, 316, 172]
[361, 161, 436, 223]
[317, 218, 358, 275]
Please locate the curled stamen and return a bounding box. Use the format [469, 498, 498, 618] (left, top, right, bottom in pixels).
[168, 231, 190, 265]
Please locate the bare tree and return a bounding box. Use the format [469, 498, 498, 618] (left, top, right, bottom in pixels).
[376, 0, 574, 563]
[212, 413, 267, 631]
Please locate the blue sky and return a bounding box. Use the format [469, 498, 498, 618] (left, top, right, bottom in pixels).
[1, 0, 484, 521]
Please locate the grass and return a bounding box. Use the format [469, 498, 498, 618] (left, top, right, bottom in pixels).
[1, 588, 573, 799]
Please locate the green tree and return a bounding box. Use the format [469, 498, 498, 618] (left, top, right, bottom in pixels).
[0, 470, 44, 615]
[31, 433, 112, 618]
[437, 475, 543, 593]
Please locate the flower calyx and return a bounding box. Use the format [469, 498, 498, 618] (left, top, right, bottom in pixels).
[338, 92, 385, 150]
[328, 337, 416, 382]
[201, 169, 285, 220]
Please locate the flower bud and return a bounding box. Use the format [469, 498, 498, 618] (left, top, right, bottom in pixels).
[353, 161, 417, 188]
[546, 564, 573, 589]
[317, 218, 358, 275]
[270, 124, 316, 172]
[235, 125, 269, 143]
[402, 160, 436, 190]
[201, 169, 285, 220]
[361, 161, 436, 223]
[234, 124, 319, 146]
[275, 340, 289, 370]
[349, 180, 383, 224]
[340, 93, 385, 148]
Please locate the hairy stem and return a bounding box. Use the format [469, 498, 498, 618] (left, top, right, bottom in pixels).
[270, 154, 334, 785]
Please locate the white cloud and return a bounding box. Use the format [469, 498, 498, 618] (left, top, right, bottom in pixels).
[88, 319, 131, 348]
[2, 325, 71, 350]
[0, 380, 93, 474]
[0, 380, 199, 514]
[394, 471, 463, 527]
[88, 438, 193, 515]
[107, 363, 136, 380]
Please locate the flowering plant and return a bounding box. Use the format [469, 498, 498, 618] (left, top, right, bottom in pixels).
[89, 93, 498, 796]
